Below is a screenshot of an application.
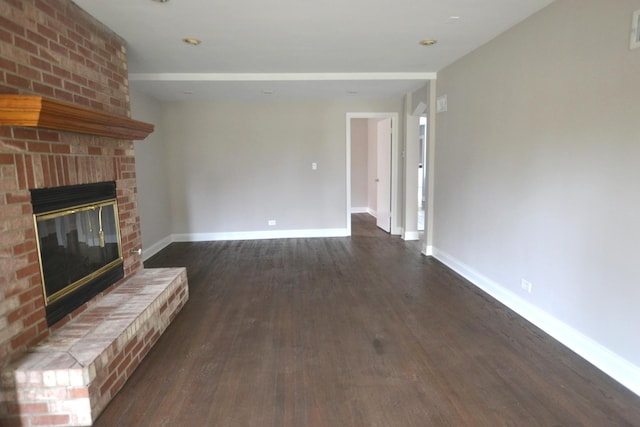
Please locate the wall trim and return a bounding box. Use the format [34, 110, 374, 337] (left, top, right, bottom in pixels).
[172, 228, 349, 242]
[130, 72, 437, 82]
[143, 228, 352, 260]
[403, 231, 420, 241]
[351, 207, 369, 214]
[141, 235, 173, 261]
[352, 209, 377, 218]
[431, 247, 640, 397]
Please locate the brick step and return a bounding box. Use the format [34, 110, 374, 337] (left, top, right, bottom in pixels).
[0, 268, 189, 427]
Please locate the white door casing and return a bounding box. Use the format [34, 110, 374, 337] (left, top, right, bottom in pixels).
[376, 118, 392, 232]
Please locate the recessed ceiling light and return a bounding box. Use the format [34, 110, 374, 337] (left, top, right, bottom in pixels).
[449, 15, 461, 20]
[183, 38, 202, 46]
[152, 0, 169, 3]
[262, 90, 274, 95]
[347, 90, 358, 95]
[183, 90, 194, 95]
[419, 39, 438, 46]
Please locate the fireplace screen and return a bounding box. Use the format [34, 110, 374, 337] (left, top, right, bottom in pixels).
[34, 200, 123, 306]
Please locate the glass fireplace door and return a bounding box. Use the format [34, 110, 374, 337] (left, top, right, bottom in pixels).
[34, 199, 123, 305]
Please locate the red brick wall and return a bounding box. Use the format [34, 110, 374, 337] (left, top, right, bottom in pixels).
[0, 0, 143, 367]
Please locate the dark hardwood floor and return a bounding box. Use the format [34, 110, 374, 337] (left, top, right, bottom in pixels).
[94, 214, 640, 426]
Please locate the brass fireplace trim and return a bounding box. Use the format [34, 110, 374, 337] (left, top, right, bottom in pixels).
[33, 199, 124, 306]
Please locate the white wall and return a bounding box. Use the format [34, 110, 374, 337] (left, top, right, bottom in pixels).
[163, 99, 402, 239]
[130, 89, 173, 259]
[434, 0, 640, 393]
[350, 118, 369, 210]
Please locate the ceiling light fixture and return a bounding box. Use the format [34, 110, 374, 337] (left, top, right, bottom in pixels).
[419, 39, 438, 46]
[152, 0, 169, 3]
[262, 90, 274, 95]
[183, 38, 202, 46]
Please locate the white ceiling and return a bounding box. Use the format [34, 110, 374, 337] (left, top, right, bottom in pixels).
[73, 0, 554, 101]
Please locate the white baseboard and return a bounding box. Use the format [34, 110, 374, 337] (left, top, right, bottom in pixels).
[351, 207, 369, 214]
[431, 247, 640, 397]
[367, 208, 377, 217]
[422, 245, 433, 256]
[172, 228, 349, 242]
[141, 235, 173, 261]
[402, 231, 420, 241]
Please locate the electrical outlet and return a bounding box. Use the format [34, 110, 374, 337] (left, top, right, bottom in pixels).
[520, 279, 532, 294]
[268, 220, 276, 226]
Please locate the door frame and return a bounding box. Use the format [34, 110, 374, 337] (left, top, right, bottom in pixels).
[375, 117, 392, 233]
[346, 112, 400, 236]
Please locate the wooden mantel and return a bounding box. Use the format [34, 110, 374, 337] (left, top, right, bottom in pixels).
[0, 95, 154, 140]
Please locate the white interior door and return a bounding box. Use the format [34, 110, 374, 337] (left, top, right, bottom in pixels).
[418, 115, 427, 232]
[376, 118, 392, 232]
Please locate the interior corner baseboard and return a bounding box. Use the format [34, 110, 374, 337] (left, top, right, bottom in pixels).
[142, 235, 173, 261]
[431, 247, 640, 398]
[423, 245, 433, 256]
[172, 228, 349, 242]
[403, 231, 420, 241]
[367, 208, 377, 217]
[351, 207, 369, 214]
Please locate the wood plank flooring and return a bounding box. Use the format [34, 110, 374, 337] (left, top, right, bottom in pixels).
[94, 214, 640, 426]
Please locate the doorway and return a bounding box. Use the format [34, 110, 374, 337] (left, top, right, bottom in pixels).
[346, 113, 399, 236]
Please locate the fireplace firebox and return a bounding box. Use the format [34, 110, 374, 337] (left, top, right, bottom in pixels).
[31, 182, 124, 326]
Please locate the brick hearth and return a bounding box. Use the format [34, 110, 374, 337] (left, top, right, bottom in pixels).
[1, 268, 188, 426]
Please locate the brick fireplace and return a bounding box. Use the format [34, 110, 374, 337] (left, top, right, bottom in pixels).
[0, 1, 188, 425]
[0, 0, 141, 370]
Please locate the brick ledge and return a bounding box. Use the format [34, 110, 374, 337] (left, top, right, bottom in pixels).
[0, 268, 189, 427]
